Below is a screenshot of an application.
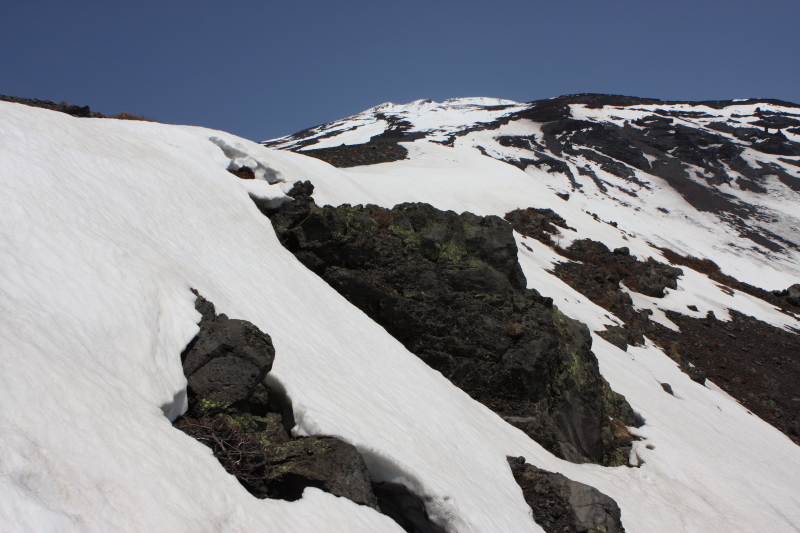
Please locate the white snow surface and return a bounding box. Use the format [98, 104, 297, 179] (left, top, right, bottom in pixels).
[2, 101, 800, 532]
[265, 97, 528, 151]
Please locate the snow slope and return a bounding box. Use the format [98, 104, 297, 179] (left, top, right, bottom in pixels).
[2, 100, 800, 532]
[266, 96, 800, 291]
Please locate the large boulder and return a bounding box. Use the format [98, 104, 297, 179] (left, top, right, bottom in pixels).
[181, 293, 275, 415]
[175, 294, 379, 510]
[508, 456, 626, 533]
[268, 191, 636, 466]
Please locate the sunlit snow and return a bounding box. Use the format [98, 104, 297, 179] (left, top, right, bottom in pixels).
[2, 100, 800, 532]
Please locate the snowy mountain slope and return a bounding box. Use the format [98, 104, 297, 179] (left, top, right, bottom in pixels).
[1, 99, 800, 533]
[265, 95, 800, 291]
[297, 141, 799, 331]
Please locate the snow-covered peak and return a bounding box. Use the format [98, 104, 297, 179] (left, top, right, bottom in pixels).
[264, 97, 529, 151]
[264, 94, 800, 290]
[365, 97, 521, 115]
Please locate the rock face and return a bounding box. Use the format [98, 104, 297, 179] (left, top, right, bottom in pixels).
[772, 283, 800, 310]
[175, 293, 379, 509]
[508, 456, 625, 533]
[181, 293, 275, 414]
[268, 184, 636, 466]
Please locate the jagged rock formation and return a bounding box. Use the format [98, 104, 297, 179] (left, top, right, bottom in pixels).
[508, 456, 625, 533]
[267, 183, 636, 466]
[504, 207, 575, 247]
[174, 293, 379, 508]
[543, 237, 683, 351]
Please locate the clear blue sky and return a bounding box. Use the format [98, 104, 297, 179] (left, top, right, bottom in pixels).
[2, 0, 798, 142]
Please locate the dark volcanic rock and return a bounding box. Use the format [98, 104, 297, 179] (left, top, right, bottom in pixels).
[175, 293, 379, 509]
[508, 456, 626, 533]
[300, 142, 408, 168]
[1, 94, 105, 118]
[542, 240, 800, 445]
[181, 292, 276, 416]
[267, 189, 636, 466]
[555, 239, 683, 299]
[773, 283, 800, 309]
[257, 435, 377, 504]
[504, 207, 575, 246]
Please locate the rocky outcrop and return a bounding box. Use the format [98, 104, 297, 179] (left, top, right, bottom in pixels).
[174, 293, 379, 508]
[508, 456, 625, 533]
[544, 237, 684, 351]
[534, 235, 800, 446]
[299, 142, 408, 167]
[781, 284, 800, 308]
[181, 293, 275, 415]
[0, 94, 104, 118]
[267, 185, 636, 466]
[557, 239, 683, 299]
[504, 207, 575, 246]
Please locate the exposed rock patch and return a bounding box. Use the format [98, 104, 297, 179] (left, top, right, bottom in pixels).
[545, 238, 683, 351]
[508, 456, 626, 533]
[299, 142, 408, 168]
[174, 292, 379, 508]
[1, 94, 104, 118]
[504, 207, 575, 246]
[536, 235, 800, 445]
[556, 239, 683, 299]
[267, 184, 636, 466]
[228, 165, 256, 179]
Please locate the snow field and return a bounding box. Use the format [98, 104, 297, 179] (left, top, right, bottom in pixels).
[2, 100, 800, 533]
[0, 102, 403, 533]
